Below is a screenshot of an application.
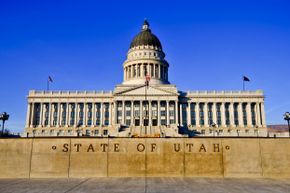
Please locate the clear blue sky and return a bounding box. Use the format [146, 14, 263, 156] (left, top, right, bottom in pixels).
[1, 0, 290, 133]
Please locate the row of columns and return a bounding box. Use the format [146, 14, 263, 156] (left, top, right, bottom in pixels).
[115, 100, 178, 126]
[181, 102, 266, 128]
[124, 63, 168, 81]
[26, 102, 112, 128]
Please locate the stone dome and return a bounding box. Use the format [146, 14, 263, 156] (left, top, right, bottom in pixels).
[129, 20, 162, 50]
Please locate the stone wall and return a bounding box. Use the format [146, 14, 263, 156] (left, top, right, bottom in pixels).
[0, 138, 289, 178]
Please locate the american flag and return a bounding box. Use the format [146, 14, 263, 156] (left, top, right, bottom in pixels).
[145, 74, 150, 86]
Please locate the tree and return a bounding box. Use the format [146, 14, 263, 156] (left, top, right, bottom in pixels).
[0, 112, 10, 137]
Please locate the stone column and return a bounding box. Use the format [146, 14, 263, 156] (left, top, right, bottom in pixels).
[261, 102, 266, 127]
[25, 103, 31, 127]
[229, 102, 235, 127]
[204, 103, 209, 127]
[57, 103, 61, 127]
[157, 100, 161, 126]
[256, 102, 261, 127]
[212, 103, 217, 126]
[100, 102, 104, 126]
[109, 102, 113, 126]
[49, 103, 53, 127]
[29, 103, 35, 127]
[149, 101, 152, 126]
[221, 103, 226, 127]
[175, 100, 178, 125]
[140, 64, 144, 78]
[195, 102, 200, 127]
[113, 101, 117, 124]
[246, 102, 252, 127]
[179, 103, 183, 126]
[187, 102, 191, 126]
[131, 101, 134, 126]
[166, 101, 169, 126]
[140, 101, 143, 126]
[83, 103, 87, 126]
[74, 103, 78, 127]
[66, 103, 69, 127]
[121, 101, 125, 125]
[238, 103, 244, 127]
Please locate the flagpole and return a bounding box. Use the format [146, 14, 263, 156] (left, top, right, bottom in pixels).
[47, 79, 49, 91]
[243, 80, 245, 91]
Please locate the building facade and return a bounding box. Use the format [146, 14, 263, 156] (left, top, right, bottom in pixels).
[23, 21, 267, 137]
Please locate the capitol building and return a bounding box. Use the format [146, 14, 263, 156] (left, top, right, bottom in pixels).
[23, 21, 267, 137]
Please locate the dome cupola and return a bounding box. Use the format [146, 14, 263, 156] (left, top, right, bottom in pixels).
[122, 20, 169, 85]
[130, 20, 162, 50]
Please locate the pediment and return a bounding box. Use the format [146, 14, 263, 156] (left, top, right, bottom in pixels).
[114, 85, 178, 96]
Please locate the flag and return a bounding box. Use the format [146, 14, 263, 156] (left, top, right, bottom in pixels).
[48, 76, 53, 82]
[243, 76, 250, 82]
[145, 74, 150, 86]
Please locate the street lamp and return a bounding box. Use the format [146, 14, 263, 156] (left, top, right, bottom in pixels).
[0, 112, 10, 137]
[211, 123, 217, 137]
[283, 112, 290, 138]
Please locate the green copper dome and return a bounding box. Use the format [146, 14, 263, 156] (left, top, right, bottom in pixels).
[130, 20, 162, 50]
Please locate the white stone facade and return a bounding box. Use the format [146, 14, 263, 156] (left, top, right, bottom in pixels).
[23, 21, 267, 137]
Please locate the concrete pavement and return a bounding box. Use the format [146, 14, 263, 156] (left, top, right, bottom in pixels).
[0, 178, 289, 193]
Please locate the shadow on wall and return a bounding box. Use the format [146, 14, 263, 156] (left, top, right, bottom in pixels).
[178, 126, 200, 137]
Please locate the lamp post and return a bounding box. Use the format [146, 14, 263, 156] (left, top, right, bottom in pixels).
[283, 112, 290, 138]
[0, 112, 10, 137]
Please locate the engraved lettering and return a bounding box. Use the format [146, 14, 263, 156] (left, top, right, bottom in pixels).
[74, 143, 82, 152]
[186, 143, 194, 152]
[174, 143, 181, 152]
[151, 143, 157, 152]
[213, 143, 220, 152]
[114, 143, 120, 152]
[87, 144, 95, 152]
[62, 143, 69, 152]
[100, 143, 108, 152]
[199, 144, 206, 152]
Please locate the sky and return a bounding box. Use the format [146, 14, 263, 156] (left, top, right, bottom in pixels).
[0, 0, 290, 133]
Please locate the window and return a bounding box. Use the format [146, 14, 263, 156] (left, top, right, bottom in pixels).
[44, 103, 49, 126]
[234, 103, 239, 126]
[242, 103, 247, 125]
[251, 103, 256, 126]
[53, 104, 58, 126]
[78, 103, 84, 126]
[190, 103, 196, 126]
[225, 103, 230, 126]
[208, 103, 213, 126]
[70, 104, 75, 126]
[216, 103, 221, 126]
[199, 103, 204, 126]
[87, 103, 92, 126]
[182, 103, 187, 126]
[161, 119, 166, 126]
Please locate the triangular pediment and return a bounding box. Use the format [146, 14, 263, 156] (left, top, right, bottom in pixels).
[114, 85, 178, 96]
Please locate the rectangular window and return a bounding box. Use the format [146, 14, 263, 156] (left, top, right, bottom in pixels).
[190, 103, 196, 126]
[199, 103, 204, 126]
[225, 103, 230, 126]
[234, 103, 239, 126]
[242, 103, 247, 125]
[216, 103, 221, 126]
[251, 103, 256, 126]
